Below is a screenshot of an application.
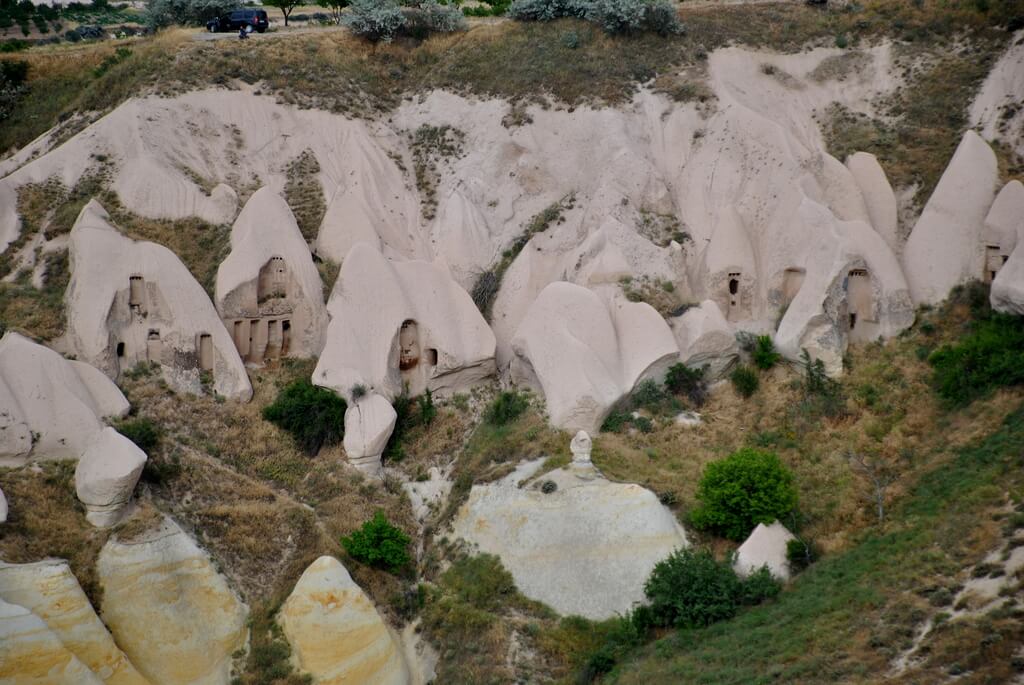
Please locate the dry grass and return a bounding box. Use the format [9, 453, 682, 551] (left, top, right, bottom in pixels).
[283, 148, 326, 243]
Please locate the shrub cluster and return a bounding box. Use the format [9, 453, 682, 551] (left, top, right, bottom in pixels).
[341, 510, 411, 571]
[643, 548, 781, 629]
[730, 365, 759, 398]
[751, 334, 781, 370]
[507, 0, 681, 35]
[144, 0, 234, 28]
[343, 0, 465, 42]
[928, 312, 1024, 407]
[484, 390, 529, 426]
[798, 348, 846, 419]
[664, 362, 708, 407]
[262, 379, 347, 455]
[690, 448, 798, 541]
[114, 417, 162, 453]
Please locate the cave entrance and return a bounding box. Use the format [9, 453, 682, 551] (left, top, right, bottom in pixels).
[984, 245, 1005, 283]
[258, 256, 288, 302]
[266, 320, 281, 361]
[281, 320, 291, 357]
[782, 268, 805, 306]
[129, 275, 145, 313]
[146, 329, 162, 363]
[198, 333, 214, 372]
[399, 320, 420, 371]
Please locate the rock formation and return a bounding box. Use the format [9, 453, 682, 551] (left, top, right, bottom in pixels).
[66, 200, 252, 401]
[0, 560, 149, 684]
[733, 521, 797, 581]
[845, 152, 899, 253]
[314, 243, 496, 401]
[343, 394, 398, 475]
[669, 300, 739, 380]
[452, 457, 689, 619]
[74, 427, 147, 528]
[984, 181, 1024, 314]
[279, 556, 410, 685]
[96, 517, 248, 685]
[509, 282, 678, 433]
[902, 131, 999, 305]
[214, 187, 327, 364]
[570, 430, 592, 465]
[0, 597, 105, 685]
[0, 487, 6, 523]
[0, 331, 130, 467]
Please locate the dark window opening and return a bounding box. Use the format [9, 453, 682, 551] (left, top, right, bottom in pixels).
[425, 348, 438, 366]
[116, 342, 125, 357]
[849, 313, 857, 330]
[728, 278, 739, 295]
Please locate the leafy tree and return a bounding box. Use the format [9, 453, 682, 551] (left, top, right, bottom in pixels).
[262, 379, 347, 455]
[644, 548, 742, 628]
[690, 448, 798, 541]
[144, 0, 234, 28]
[264, 0, 301, 25]
[341, 510, 411, 571]
[317, 0, 350, 23]
[342, 0, 405, 41]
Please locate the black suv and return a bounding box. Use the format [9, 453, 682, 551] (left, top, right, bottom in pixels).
[206, 9, 269, 32]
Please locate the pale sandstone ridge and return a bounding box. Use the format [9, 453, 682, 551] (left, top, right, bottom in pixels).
[733, 521, 797, 581]
[510, 282, 678, 433]
[452, 458, 689, 619]
[314, 243, 496, 401]
[279, 556, 410, 685]
[0, 331, 130, 467]
[97, 516, 248, 685]
[343, 394, 398, 475]
[215, 187, 327, 364]
[670, 300, 739, 380]
[0, 560, 149, 685]
[74, 427, 147, 528]
[985, 181, 1024, 314]
[845, 152, 899, 253]
[66, 200, 252, 401]
[0, 597, 104, 685]
[902, 131, 999, 305]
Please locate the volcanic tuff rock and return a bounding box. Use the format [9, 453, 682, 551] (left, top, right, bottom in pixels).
[0, 331, 130, 467]
[74, 427, 147, 528]
[670, 300, 739, 380]
[66, 200, 252, 401]
[279, 556, 410, 685]
[452, 458, 689, 619]
[734, 521, 797, 581]
[510, 281, 678, 433]
[0, 560, 149, 684]
[343, 394, 398, 475]
[96, 517, 248, 685]
[215, 187, 327, 363]
[0, 597, 105, 685]
[314, 242, 496, 401]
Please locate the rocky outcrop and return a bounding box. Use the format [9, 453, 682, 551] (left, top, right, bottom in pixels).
[733, 521, 797, 581]
[0, 487, 6, 523]
[846, 152, 899, 253]
[452, 457, 689, 619]
[74, 427, 147, 528]
[902, 131, 999, 305]
[0, 560, 149, 684]
[314, 243, 496, 401]
[97, 517, 248, 685]
[669, 300, 739, 380]
[66, 201, 252, 401]
[986, 181, 1024, 314]
[214, 188, 327, 364]
[0, 597, 105, 685]
[509, 282, 678, 433]
[343, 394, 398, 475]
[279, 556, 410, 685]
[0, 332, 130, 467]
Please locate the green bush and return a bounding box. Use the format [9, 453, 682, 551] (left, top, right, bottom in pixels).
[341, 510, 411, 571]
[664, 362, 708, 407]
[644, 548, 742, 628]
[751, 334, 781, 370]
[262, 379, 347, 455]
[730, 365, 759, 398]
[928, 313, 1024, 407]
[799, 349, 846, 419]
[690, 448, 798, 541]
[114, 417, 162, 453]
[785, 537, 818, 573]
[739, 565, 782, 604]
[484, 390, 529, 426]
[438, 553, 517, 611]
[403, 0, 466, 37]
[417, 388, 437, 426]
[342, 0, 405, 41]
[584, 0, 680, 35]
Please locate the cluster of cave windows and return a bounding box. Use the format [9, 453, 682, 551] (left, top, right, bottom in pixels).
[231, 318, 291, 363]
[399, 320, 438, 372]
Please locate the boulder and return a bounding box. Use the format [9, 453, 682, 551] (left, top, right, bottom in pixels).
[510, 282, 678, 433]
[0, 598, 105, 684]
[452, 457, 689, 619]
[845, 152, 899, 252]
[279, 556, 409, 685]
[0, 332, 130, 467]
[669, 300, 739, 380]
[313, 243, 496, 401]
[214, 188, 328, 364]
[66, 200, 252, 401]
[0, 559, 149, 684]
[342, 394, 398, 475]
[97, 517, 248, 685]
[902, 131, 999, 305]
[74, 427, 147, 528]
[733, 521, 797, 581]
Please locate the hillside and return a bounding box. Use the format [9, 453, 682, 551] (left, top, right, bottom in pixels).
[0, 0, 1023, 683]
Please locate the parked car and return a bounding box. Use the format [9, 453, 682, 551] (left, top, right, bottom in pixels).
[206, 9, 269, 33]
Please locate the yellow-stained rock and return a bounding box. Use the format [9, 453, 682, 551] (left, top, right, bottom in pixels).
[0, 559, 149, 685]
[0, 597, 104, 684]
[279, 556, 409, 685]
[96, 517, 247, 685]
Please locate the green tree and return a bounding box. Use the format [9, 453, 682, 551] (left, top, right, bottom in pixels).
[317, 0, 350, 22]
[264, 0, 301, 25]
[341, 510, 411, 571]
[690, 448, 798, 541]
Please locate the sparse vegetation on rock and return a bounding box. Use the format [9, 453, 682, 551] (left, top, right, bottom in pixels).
[262, 378, 347, 455]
